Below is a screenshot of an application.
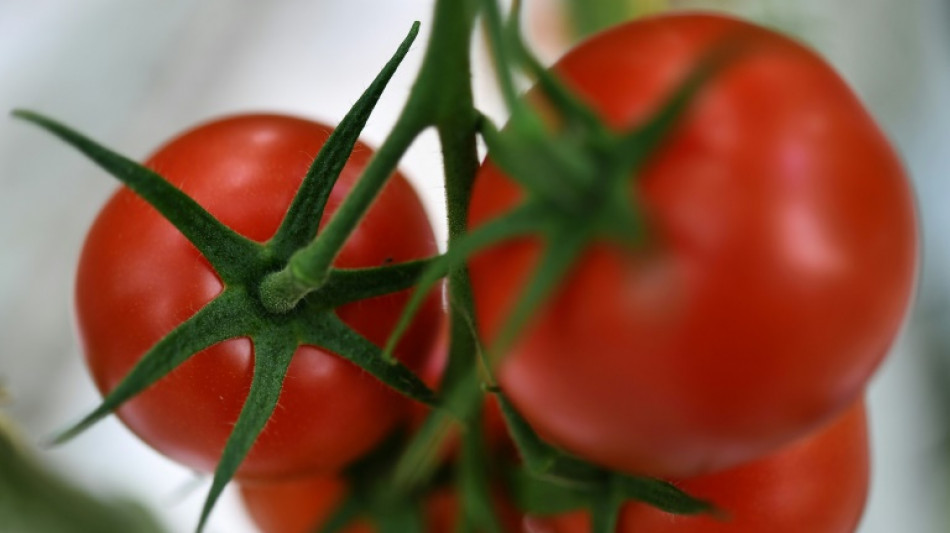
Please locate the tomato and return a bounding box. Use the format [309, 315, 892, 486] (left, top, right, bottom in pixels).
[468, 14, 917, 477]
[240, 475, 524, 533]
[75, 114, 441, 479]
[241, 476, 372, 533]
[525, 401, 869, 533]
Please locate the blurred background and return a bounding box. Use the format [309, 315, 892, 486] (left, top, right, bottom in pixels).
[0, 0, 947, 531]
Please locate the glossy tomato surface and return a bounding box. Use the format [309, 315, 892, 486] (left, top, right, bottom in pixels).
[468, 14, 917, 477]
[240, 475, 524, 533]
[241, 476, 373, 533]
[526, 402, 869, 533]
[76, 114, 441, 479]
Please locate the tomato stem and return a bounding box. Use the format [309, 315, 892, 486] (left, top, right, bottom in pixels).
[275, 110, 427, 297]
[259, 0, 483, 314]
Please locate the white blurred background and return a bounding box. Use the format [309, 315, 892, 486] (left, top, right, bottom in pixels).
[1, 1, 947, 531]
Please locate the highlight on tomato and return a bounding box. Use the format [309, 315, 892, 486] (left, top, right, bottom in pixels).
[75, 114, 442, 479]
[525, 401, 869, 533]
[468, 13, 917, 478]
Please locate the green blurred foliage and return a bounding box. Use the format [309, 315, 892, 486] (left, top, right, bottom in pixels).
[0, 414, 166, 533]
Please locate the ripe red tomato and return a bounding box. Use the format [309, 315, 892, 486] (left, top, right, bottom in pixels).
[525, 401, 869, 533]
[241, 476, 373, 533]
[469, 14, 917, 477]
[76, 114, 441, 479]
[240, 475, 524, 533]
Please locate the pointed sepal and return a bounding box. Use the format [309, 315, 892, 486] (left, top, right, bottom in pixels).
[11, 110, 262, 284]
[269, 22, 422, 260]
[49, 289, 257, 446]
[298, 312, 438, 407]
[196, 328, 298, 532]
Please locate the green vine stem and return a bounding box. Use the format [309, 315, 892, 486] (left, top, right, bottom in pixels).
[259, 0, 481, 315]
[265, 0, 506, 525]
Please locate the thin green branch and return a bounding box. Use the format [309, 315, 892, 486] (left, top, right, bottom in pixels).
[488, 226, 590, 361]
[309, 257, 439, 309]
[389, 361, 483, 492]
[49, 289, 256, 446]
[449, 296, 496, 388]
[458, 401, 506, 533]
[389, 406, 457, 492]
[12, 110, 262, 285]
[494, 391, 559, 475]
[382, 203, 547, 361]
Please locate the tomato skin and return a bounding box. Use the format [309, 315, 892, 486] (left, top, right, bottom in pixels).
[468, 14, 917, 477]
[525, 402, 869, 533]
[240, 476, 524, 533]
[241, 476, 373, 533]
[75, 114, 441, 479]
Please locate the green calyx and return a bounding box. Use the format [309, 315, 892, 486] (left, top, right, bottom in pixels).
[384, 0, 737, 365]
[472, 28, 739, 362]
[14, 22, 443, 533]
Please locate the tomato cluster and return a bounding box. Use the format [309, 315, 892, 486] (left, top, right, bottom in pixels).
[38, 9, 914, 533]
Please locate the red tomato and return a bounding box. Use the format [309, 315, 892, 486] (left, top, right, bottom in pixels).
[525, 401, 869, 533]
[76, 114, 441, 479]
[240, 475, 524, 533]
[468, 14, 917, 477]
[241, 476, 373, 533]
